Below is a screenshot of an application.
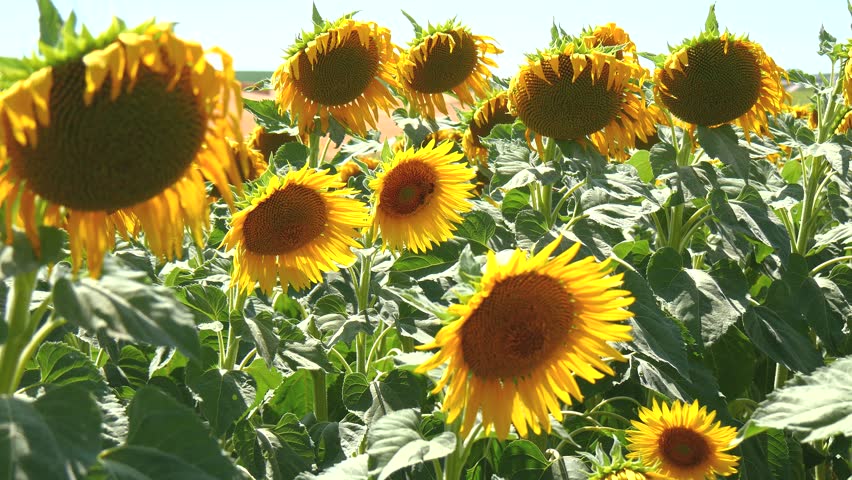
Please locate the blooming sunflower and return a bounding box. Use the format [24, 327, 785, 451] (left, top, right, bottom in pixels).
[0, 18, 243, 276]
[370, 140, 475, 253]
[417, 237, 634, 439]
[222, 167, 369, 294]
[508, 35, 658, 161]
[397, 18, 501, 118]
[582, 23, 638, 63]
[654, 10, 786, 139]
[462, 90, 516, 165]
[626, 399, 739, 480]
[272, 13, 399, 136]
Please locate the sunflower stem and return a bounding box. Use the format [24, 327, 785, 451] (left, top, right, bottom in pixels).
[773, 363, 788, 390]
[222, 290, 247, 370]
[810, 255, 852, 276]
[308, 131, 322, 168]
[310, 369, 328, 422]
[12, 315, 65, 392]
[0, 271, 38, 394]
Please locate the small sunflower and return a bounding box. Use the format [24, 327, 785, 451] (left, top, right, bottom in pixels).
[246, 124, 300, 161]
[508, 36, 658, 161]
[654, 12, 786, 139]
[338, 155, 379, 183]
[582, 23, 638, 63]
[417, 237, 634, 439]
[222, 167, 369, 294]
[272, 14, 399, 136]
[0, 19, 243, 276]
[228, 139, 268, 182]
[627, 399, 739, 480]
[462, 90, 516, 165]
[397, 18, 501, 118]
[370, 140, 475, 253]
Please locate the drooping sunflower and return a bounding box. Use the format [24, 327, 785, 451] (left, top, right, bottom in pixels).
[370, 140, 475, 253]
[228, 139, 268, 183]
[246, 124, 301, 161]
[582, 23, 638, 63]
[462, 90, 516, 165]
[508, 35, 658, 161]
[397, 18, 501, 118]
[654, 10, 786, 139]
[272, 13, 399, 136]
[0, 18, 243, 276]
[626, 399, 740, 480]
[222, 167, 369, 294]
[338, 155, 379, 183]
[417, 237, 634, 439]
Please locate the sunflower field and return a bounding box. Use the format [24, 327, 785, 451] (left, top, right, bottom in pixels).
[0, 1, 851, 479]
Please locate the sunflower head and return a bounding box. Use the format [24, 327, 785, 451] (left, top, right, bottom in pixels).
[417, 237, 634, 439]
[508, 34, 658, 160]
[397, 16, 501, 118]
[369, 140, 475, 253]
[0, 15, 243, 276]
[247, 124, 300, 161]
[462, 90, 516, 165]
[653, 8, 787, 139]
[222, 167, 369, 294]
[627, 399, 740, 480]
[338, 155, 378, 183]
[228, 139, 268, 183]
[581, 23, 638, 63]
[272, 11, 399, 136]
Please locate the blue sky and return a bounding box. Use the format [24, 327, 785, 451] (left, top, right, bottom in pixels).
[1, 1, 850, 76]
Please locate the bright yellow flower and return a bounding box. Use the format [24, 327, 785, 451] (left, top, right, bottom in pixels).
[246, 124, 301, 161]
[397, 20, 501, 118]
[370, 141, 475, 253]
[272, 17, 399, 136]
[508, 41, 658, 161]
[417, 237, 634, 439]
[582, 23, 639, 63]
[222, 167, 368, 294]
[655, 33, 787, 139]
[627, 399, 740, 480]
[0, 20, 243, 276]
[462, 90, 516, 165]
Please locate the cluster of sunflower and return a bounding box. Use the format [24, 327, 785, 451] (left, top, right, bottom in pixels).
[0, 3, 809, 479]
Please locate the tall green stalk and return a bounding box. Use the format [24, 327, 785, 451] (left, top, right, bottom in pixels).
[0, 271, 39, 394]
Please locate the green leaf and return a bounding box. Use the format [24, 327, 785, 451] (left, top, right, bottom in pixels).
[0, 228, 66, 277]
[342, 372, 372, 413]
[0, 384, 101, 479]
[627, 149, 653, 183]
[177, 285, 228, 324]
[818, 26, 838, 58]
[258, 413, 314, 479]
[188, 369, 256, 437]
[498, 440, 549, 480]
[751, 355, 852, 442]
[766, 429, 806, 480]
[514, 209, 549, 250]
[742, 306, 823, 374]
[704, 4, 719, 34]
[400, 10, 423, 37]
[704, 326, 757, 398]
[503, 165, 560, 190]
[98, 445, 217, 479]
[265, 370, 314, 420]
[272, 142, 310, 170]
[53, 272, 202, 363]
[697, 125, 750, 181]
[241, 98, 292, 132]
[366, 408, 456, 480]
[279, 322, 334, 371]
[365, 370, 428, 423]
[501, 189, 530, 222]
[127, 386, 237, 479]
[311, 2, 324, 27]
[647, 249, 747, 346]
[392, 241, 461, 273]
[315, 454, 369, 479]
[37, 0, 63, 46]
[35, 341, 104, 390]
[455, 210, 497, 247]
[243, 313, 280, 366]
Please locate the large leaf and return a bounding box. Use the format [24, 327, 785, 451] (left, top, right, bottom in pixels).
[188, 369, 256, 437]
[366, 408, 456, 480]
[53, 271, 202, 362]
[742, 306, 823, 374]
[0, 384, 101, 479]
[498, 440, 550, 480]
[126, 386, 237, 479]
[751, 356, 852, 442]
[697, 125, 751, 180]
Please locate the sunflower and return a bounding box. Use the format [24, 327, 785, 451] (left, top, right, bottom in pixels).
[462, 90, 516, 165]
[222, 167, 368, 294]
[582, 23, 638, 63]
[397, 19, 501, 118]
[592, 467, 663, 480]
[272, 15, 399, 136]
[416, 237, 634, 439]
[626, 399, 739, 480]
[508, 37, 658, 161]
[246, 124, 300, 161]
[0, 19, 243, 276]
[654, 29, 786, 139]
[423, 128, 464, 147]
[228, 139, 268, 182]
[338, 155, 379, 183]
[370, 140, 475, 253]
